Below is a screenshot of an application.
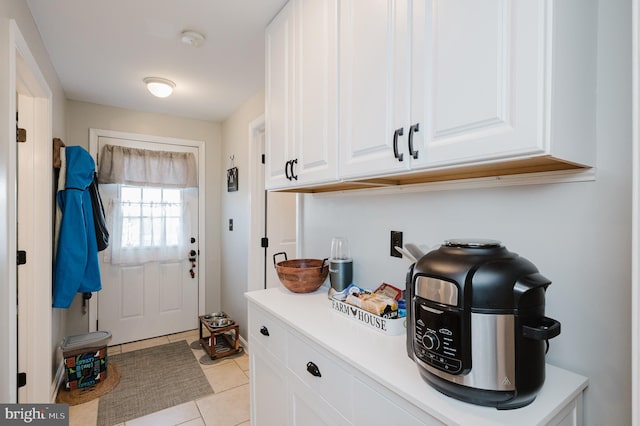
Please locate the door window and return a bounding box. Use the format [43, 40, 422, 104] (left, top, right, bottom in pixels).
[104, 185, 189, 264]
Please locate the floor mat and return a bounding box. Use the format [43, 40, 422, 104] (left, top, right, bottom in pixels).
[97, 340, 213, 426]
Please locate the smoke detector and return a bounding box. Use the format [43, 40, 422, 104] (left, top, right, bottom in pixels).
[180, 30, 205, 48]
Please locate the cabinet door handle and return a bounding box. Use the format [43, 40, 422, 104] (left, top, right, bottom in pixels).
[408, 123, 420, 159]
[260, 326, 270, 336]
[285, 160, 292, 180]
[393, 127, 404, 161]
[306, 361, 321, 377]
[291, 158, 298, 180]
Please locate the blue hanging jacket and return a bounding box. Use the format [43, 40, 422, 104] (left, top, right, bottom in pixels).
[53, 146, 102, 308]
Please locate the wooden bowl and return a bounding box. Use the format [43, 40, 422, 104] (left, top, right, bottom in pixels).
[273, 252, 328, 293]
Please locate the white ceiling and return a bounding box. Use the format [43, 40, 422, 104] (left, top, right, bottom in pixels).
[26, 0, 288, 122]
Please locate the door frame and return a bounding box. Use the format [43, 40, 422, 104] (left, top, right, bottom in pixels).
[632, 0, 639, 423]
[248, 115, 267, 292]
[5, 20, 53, 403]
[247, 115, 301, 293]
[88, 128, 207, 331]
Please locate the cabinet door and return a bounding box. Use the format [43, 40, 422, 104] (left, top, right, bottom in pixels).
[289, 373, 351, 426]
[265, 1, 295, 189]
[353, 378, 445, 426]
[411, 0, 546, 168]
[293, 0, 339, 186]
[339, 0, 411, 179]
[250, 340, 289, 426]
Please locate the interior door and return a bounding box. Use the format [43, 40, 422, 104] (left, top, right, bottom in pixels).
[95, 136, 199, 345]
[253, 125, 298, 290]
[266, 191, 297, 289]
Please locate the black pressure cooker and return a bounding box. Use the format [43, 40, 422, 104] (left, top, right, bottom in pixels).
[405, 239, 561, 410]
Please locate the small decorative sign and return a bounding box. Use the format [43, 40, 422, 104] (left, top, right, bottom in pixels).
[227, 167, 238, 192]
[330, 299, 406, 335]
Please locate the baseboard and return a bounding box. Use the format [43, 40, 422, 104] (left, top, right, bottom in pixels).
[50, 359, 65, 403]
[239, 335, 249, 354]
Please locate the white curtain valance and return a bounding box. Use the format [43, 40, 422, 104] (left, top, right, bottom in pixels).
[98, 144, 197, 188]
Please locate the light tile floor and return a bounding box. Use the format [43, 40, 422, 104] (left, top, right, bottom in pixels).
[68, 330, 251, 426]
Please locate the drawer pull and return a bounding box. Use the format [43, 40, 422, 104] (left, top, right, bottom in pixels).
[260, 326, 270, 336]
[285, 160, 292, 180]
[393, 127, 404, 161]
[306, 361, 322, 377]
[408, 123, 420, 159]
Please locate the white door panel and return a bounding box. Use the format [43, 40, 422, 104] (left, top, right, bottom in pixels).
[266, 191, 297, 290]
[93, 136, 199, 345]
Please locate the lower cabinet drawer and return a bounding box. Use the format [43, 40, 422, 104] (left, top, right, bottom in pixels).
[249, 304, 287, 361]
[287, 330, 353, 421]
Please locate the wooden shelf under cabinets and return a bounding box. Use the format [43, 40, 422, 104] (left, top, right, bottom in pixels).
[274, 156, 588, 194]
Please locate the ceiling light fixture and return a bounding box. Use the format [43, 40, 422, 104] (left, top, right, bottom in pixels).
[180, 30, 206, 48]
[143, 77, 175, 98]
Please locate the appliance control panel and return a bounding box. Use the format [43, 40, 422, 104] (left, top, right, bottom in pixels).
[414, 300, 464, 374]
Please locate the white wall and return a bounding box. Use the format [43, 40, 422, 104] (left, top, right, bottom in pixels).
[0, 2, 66, 402]
[220, 90, 265, 341]
[64, 100, 222, 334]
[300, 1, 631, 424]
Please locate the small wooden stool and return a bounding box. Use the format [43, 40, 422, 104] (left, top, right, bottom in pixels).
[198, 315, 241, 360]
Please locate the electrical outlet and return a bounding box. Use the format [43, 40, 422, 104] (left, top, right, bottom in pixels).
[390, 231, 403, 257]
[229, 218, 234, 231]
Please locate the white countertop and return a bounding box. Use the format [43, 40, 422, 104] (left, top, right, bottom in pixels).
[245, 287, 588, 426]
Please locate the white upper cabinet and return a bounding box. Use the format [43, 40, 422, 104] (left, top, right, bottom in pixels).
[339, 0, 595, 181]
[265, 0, 339, 190]
[266, 0, 596, 191]
[338, 0, 413, 179]
[265, 2, 294, 189]
[410, 0, 596, 169]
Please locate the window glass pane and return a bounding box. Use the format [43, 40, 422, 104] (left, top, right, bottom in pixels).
[166, 218, 180, 246]
[118, 185, 185, 251]
[151, 203, 162, 218]
[152, 218, 163, 246]
[144, 187, 162, 203]
[165, 203, 181, 217]
[121, 186, 140, 202]
[163, 189, 181, 203]
[122, 218, 140, 247]
[122, 202, 140, 217]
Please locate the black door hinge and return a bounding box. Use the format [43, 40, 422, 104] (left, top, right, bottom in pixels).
[17, 372, 26, 388]
[17, 251, 26, 265]
[261, 154, 265, 164]
[16, 128, 27, 143]
[261, 237, 269, 248]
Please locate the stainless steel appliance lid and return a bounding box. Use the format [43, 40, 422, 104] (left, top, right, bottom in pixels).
[444, 239, 502, 248]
